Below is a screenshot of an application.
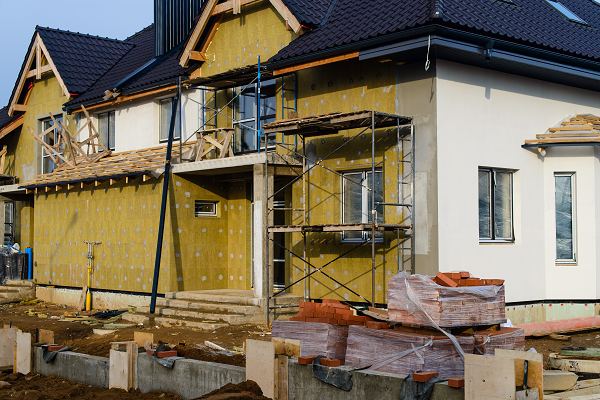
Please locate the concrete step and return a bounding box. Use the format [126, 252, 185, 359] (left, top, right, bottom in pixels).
[165, 290, 264, 306]
[136, 306, 255, 324]
[122, 312, 228, 330]
[0, 291, 36, 302]
[4, 280, 35, 288]
[152, 298, 259, 315]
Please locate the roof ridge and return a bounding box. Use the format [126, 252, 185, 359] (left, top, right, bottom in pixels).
[35, 25, 133, 45]
[126, 24, 154, 42]
[429, 0, 444, 20]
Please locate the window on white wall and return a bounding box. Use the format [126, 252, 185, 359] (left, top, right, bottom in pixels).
[232, 79, 276, 153]
[98, 111, 115, 150]
[159, 97, 180, 142]
[555, 173, 576, 262]
[479, 168, 514, 242]
[341, 169, 383, 242]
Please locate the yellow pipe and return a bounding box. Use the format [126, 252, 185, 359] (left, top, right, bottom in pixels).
[86, 264, 92, 311]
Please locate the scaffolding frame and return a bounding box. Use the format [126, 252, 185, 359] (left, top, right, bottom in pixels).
[263, 111, 414, 324]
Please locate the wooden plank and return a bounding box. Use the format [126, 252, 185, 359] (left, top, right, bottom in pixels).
[14, 331, 31, 375]
[274, 52, 360, 75]
[525, 138, 600, 144]
[496, 349, 543, 363]
[278, 355, 288, 400]
[38, 38, 70, 99]
[284, 339, 301, 358]
[109, 349, 129, 390]
[9, 35, 39, 116]
[133, 332, 153, 350]
[78, 286, 88, 311]
[0, 115, 24, 140]
[0, 328, 18, 367]
[465, 353, 516, 400]
[536, 133, 599, 138]
[268, 0, 302, 34]
[38, 329, 54, 345]
[12, 104, 27, 112]
[549, 354, 600, 374]
[246, 339, 275, 399]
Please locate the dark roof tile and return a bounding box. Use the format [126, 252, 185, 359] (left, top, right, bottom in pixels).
[0, 106, 23, 132]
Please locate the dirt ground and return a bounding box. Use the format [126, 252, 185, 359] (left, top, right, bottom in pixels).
[526, 330, 600, 370]
[0, 372, 268, 400]
[0, 301, 271, 367]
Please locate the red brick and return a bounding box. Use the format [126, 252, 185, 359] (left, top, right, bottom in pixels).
[492, 279, 505, 285]
[147, 349, 156, 356]
[300, 302, 317, 309]
[413, 371, 439, 382]
[315, 306, 337, 314]
[346, 320, 364, 326]
[337, 319, 348, 326]
[298, 355, 318, 365]
[458, 279, 468, 286]
[329, 303, 351, 309]
[157, 350, 177, 358]
[443, 272, 462, 280]
[347, 315, 367, 322]
[448, 378, 465, 388]
[47, 345, 65, 352]
[459, 271, 470, 278]
[465, 278, 483, 286]
[297, 311, 314, 318]
[322, 299, 341, 304]
[320, 358, 341, 367]
[366, 321, 389, 329]
[314, 312, 335, 319]
[325, 318, 339, 325]
[289, 317, 305, 322]
[435, 272, 458, 287]
[305, 317, 320, 323]
[335, 308, 353, 316]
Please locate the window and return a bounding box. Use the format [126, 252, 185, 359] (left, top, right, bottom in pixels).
[555, 173, 576, 262]
[342, 170, 383, 242]
[98, 111, 115, 150]
[546, 0, 587, 24]
[4, 202, 13, 246]
[195, 201, 217, 217]
[233, 79, 276, 153]
[41, 115, 63, 174]
[159, 98, 181, 142]
[479, 168, 513, 241]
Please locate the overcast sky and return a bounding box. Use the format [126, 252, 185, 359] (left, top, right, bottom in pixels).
[0, 0, 153, 106]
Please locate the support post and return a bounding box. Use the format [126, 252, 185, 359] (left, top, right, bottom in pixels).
[149, 79, 181, 314]
[371, 111, 376, 306]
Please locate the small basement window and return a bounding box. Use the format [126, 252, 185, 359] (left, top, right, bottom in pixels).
[195, 201, 217, 217]
[546, 0, 587, 24]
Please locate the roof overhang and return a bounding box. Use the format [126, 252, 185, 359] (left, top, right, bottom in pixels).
[180, 0, 303, 68]
[359, 33, 600, 92]
[0, 115, 24, 140]
[8, 33, 70, 117]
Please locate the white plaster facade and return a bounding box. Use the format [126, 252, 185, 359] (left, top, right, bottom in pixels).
[436, 60, 600, 303]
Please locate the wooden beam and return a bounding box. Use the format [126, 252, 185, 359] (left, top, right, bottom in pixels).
[9, 35, 39, 117]
[67, 183, 76, 190]
[12, 104, 27, 112]
[200, 14, 223, 56]
[0, 115, 24, 140]
[189, 51, 206, 62]
[268, 0, 303, 35]
[142, 174, 152, 182]
[38, 39, 70, 100]
[274, 52, 360, 75]
[212, 0, 259, 15]
[26, 65, 52, 79]
[72, 85, 177, 114]
[35, 43, 41, 80]
[180, 0, 219, 68]
[109, 178, 121, 186]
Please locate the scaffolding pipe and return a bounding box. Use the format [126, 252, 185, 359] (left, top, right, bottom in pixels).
[371, 111, 376, 307]
[149, 77, 181, 314]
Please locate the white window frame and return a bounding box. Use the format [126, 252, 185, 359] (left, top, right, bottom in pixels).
[341, 169, 383, 243]
[555, 172, 577, 264]
[195, 200, 218, 217]
[97, 110, 115, 151]
[479, 168, 514, 243]
[159, 97, 181, 142]
[40, 114, 64, 174]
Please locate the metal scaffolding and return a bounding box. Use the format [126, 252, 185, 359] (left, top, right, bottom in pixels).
[262, 111, 414, 324]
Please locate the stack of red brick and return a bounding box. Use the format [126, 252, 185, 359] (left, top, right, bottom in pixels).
[433, 271, 504, 287]
[289, 299, 387, 329]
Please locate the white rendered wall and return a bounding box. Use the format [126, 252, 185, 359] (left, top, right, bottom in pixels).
[436, 60, 600, 303]
[87, 88, 205, 153]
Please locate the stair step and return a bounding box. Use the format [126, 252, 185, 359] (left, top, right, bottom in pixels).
[4, 280, 35, 288]
[136, 306, 255, 324]
[122, 312, 228, 330]
[165, 291, 264, 306]
[153, 298, 258, 315]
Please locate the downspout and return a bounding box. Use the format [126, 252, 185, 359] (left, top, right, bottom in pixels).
[149, 77, 182, 314]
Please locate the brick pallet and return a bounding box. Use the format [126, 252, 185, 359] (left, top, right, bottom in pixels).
[474, 327, 525, 355]
[387, 271, 506, 327]
[344, 325, 475, 378]
[272, 320, 349, 364]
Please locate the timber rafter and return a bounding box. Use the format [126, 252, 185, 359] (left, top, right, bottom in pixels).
[523, 114, 600, 152]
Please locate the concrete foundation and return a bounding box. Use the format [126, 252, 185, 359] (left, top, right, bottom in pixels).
[506, 302, 600, 325]
[288, 359, 464, 400]
[35, 347, 110, 389]
[137, 353, 246, 399]
[36, 286, 151, 309]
